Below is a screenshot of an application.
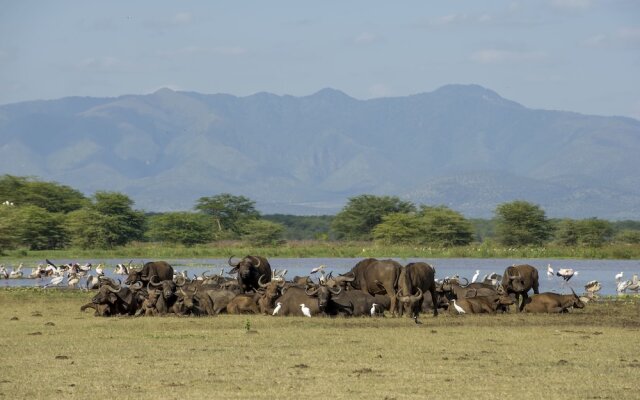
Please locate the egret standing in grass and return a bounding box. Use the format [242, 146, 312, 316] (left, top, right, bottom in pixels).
[452, 299, 466, 314]
[370, 303, 378, 317]
[471, 269, 480, 283]
[272, 302, 282, 316]
[300, 304, 312, 317]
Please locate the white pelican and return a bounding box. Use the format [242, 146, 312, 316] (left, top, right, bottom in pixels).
[556, 268, 577, 282]
[300, 304, 312, 318]
[95, 263, 104, 276]
[45, 275, 65, 288]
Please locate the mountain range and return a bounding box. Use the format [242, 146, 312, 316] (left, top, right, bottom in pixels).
[1, 84, 639, 219]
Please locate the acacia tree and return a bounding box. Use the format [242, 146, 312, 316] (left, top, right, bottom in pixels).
[332, 195, 416, 240]
[195, 194, 260, 237]
[372, 213, 421, 244]
[147, 212, 213, 246]
[241, 219, 286, 246]
[417, 206, 474, 246]
[495, 200, 552, 246]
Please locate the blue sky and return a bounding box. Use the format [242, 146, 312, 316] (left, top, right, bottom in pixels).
[1, 0, 639, 118]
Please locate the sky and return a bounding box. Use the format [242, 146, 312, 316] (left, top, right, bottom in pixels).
[1, 0, 639, 118]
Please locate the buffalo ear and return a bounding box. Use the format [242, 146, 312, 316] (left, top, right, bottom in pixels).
[228, 267, 239, 275]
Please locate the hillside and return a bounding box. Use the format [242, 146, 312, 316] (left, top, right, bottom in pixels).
[1, 84, 639, 218]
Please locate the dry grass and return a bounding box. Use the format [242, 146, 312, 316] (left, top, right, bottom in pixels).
[1, 289, 639, 399]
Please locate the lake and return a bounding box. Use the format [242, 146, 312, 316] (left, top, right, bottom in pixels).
[2, 257, 639, 295]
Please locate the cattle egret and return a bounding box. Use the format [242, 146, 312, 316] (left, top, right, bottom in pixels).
[471, 270, 480, 283]
[615, 272, 623, 282]
[452, 299, 466, 314]
[273, 302, 282, 316]
[370, 303, 377, 317]
[300, 304, 312, 318]
[547, 264, 554, 278]
[556, 268, 577, 282]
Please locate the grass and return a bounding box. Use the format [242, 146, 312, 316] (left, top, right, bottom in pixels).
[3, 240, 640, 262]
[1, 289, 639, 399]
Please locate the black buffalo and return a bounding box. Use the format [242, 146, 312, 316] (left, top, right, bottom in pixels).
[397, 262, 438, 318]
[502, 264, 540, 312]
[340, 258, 402, 316]
[125, 261, 174, 285]
[228, 255, 272, 293]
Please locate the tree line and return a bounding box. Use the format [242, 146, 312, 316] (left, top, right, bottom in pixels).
[1, 175, 639, 251]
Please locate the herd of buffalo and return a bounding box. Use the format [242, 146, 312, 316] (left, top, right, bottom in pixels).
[79, 256, 587, 318]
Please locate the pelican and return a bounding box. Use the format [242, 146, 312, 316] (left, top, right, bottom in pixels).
[67, 273, 80, 288]
[9, 264, 23, 279]
[547, 264, 554, 279]
[370, 303, 378, 317]
[85, 274, 100, 290]
[45, 275, 65, 288]
[615, 271, 623, 282]
[95, 263, 104, 276]
[556, 268, 577, 282]
[310, 265, 327, 284]
[0, 265, 8, 279]
[452, 299, 466, 314]
[272, 302, 282, 316]
[617, 280, 631, 293]
[300, 304, 312, 318]
[471, 270, 480, 283]
[584, 280, 601, 296]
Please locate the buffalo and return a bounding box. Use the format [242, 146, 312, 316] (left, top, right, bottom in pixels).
[523, 290, 585, 313]
[397, 262, 438, 318]
[125, 261, 174, 285]
[340, 258, 402, 316]
[228, 255, 272, 293]
[502, 264, 540, 312]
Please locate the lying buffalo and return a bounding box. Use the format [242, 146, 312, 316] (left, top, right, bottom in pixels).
[502, 264, 540, 312]
[125, 261, 174, 285]
[228, 255, 272, 293]
[523, 290, 585, 313]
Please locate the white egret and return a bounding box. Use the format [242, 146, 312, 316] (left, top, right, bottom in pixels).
[547, 264, 554, 279]
[272, 302, 282, 316]
[300, 304, 312, 318]
[452, 299, 466, 314]
[471, 270, 480, 283]
[615, 271, 623, 282]
[370, 303, 378, 317]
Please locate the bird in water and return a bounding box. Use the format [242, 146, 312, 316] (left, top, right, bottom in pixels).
[300, 304, 312, 318]
[615, 271, 623, 282]
[556, 268, 577, 282]
[452, 299, 466, 314]
[272, 302, 282, 316]
[547, 264, 554, 279]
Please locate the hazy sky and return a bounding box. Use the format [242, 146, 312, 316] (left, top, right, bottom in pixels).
[1, 0, 639, 118]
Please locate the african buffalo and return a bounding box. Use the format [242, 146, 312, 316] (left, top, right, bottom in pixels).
[274, 284, 339, 316]
[203, 289, 238, 314]
[88, 283, 137, 316]
[397, 262, 438, 318]
[502, 264, 540, 312]
[341, 258, 402, 316]
[325, 289, 379, 317]
[523, 290, 585, 313]
[257, 275, 286, 314]
[125, 261, 174, 285]
[228, 255, 272, 293]
[226, 294, 260, 314]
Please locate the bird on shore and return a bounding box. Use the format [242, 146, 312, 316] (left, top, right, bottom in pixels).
[452, 299, 466, 314]
[95, 263, 104, 276]
[547, 264, 554, 279]
[300, 304, 312, 318]
[272, 302, 282, 316]
[471, 270, 480, 283]
[615, 271, 623, 282]
[45, 275, 65, 288]
[370, 303, 378, 317]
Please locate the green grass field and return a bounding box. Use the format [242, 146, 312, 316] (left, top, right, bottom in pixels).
[1, 289, 639, 399]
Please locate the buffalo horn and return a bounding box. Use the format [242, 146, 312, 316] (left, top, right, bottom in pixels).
[175, 275, 187, 287]
[258, 274, 269, 288]
[130, 281, 143, 291]
[249, 256, 261, 268]
[149, 275, 162, 287]
[228, 256, 240, 267]
[460, 277, 469, 287]
[328, 285, 342, 295]
[305, 286, 319, 296]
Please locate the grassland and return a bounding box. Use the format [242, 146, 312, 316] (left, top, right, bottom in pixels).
[1, 289, 639, 399]
[3, 240, 640, 263]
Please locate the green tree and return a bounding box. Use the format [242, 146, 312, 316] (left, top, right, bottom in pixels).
[372, 213, 421, 244]
[0, 175, 87, 213]
[195, 194, 260, 237]
[615, 229, 640, 244]
[12, 205, 67, 250]
[332, 195, 416, 240]
[0, 205, 20, 252]
[417, 206, 474, 246]
[65, 208, 110, 249]
[553, 219, 579, 246]
[147, 212, 213, 246]
[494, 200, 552, 246]
[241, 219, 286, 246]
[575, 218, 613, 247]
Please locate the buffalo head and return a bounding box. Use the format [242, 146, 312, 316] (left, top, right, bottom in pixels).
[305, 283, 341, 311]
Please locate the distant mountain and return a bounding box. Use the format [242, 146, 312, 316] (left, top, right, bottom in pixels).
[1, 84, 639, 219]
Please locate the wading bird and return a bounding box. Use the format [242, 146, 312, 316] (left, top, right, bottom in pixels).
[615, 271, 623, 282]
[471, 270, 480, 283]
[300, 304, 312, 318]
[272, 302, 282, 316]
[370, 303, 378, 317]
[452, 299, 465, 314]
[556, 268, 578, 282]
[547, 264, 554, 279]
[45, 275, 65, 288]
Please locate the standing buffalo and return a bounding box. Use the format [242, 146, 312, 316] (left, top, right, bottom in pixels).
[228, 255, 272, 293]
[397, 262, 438, 318]
[340, 258, 402, 316]
[125, 261, 174, 285]
[502, 264, 540, 312]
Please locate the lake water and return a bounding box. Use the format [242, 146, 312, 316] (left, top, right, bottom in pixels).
[2, 257, 639, 296]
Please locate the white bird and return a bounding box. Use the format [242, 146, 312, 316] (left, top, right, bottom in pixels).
[556, 268, 577, 282]
[471, 270, 480, 283]
[370, 303, 378, 317]
[9, 264, 23, 279]
[300, 303, 312, 318]
[272, 302, 282, 316]
[615, 271, 623, 282]
[45, 275, 65, 288]
[95, 263, 104, 276]
[310, 265, 326, 274]
[617, 280, 631, 293]
[67, 273, 80, 288]
[0, 265, 8, 279]
[547, 264, 554, 279]
[452, 299, 466, 314]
